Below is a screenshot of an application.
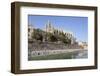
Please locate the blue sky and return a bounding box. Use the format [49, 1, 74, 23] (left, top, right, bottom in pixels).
[28, 15, 88, 42]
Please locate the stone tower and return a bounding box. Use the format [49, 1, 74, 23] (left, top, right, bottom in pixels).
[45, 20, 54, 33]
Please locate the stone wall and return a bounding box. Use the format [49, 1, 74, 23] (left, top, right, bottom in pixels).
[28, 42, 82, 58]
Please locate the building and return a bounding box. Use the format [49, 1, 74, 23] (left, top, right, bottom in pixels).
[78, 41, 88, 49]
[28, 25, 34, 40]
[63, 30, 76, 44]
[28, 20, 76, 44]
[45, 20, 76, 44]
[45, 20, 55, 33]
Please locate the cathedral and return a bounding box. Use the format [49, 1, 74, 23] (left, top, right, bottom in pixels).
[44, 20, 76, 44]
[28, 20, 76, 44]
[45, 20, 55, 33]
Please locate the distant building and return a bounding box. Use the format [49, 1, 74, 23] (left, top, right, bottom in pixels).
[28, 25, 34, 40]
[28, 20, 76, 44]
[63, 31, 76, 44]
[45, 20, 55, 33]
[78, 41, 88, 49]
[45, 20, 76, 44]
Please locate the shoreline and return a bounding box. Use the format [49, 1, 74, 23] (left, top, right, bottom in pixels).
[29, 48, 87, 58]
[28, 49, 88, 60]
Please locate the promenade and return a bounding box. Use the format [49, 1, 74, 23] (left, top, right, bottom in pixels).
[28, 49, 87, 60]
[28, 42, 87, 60]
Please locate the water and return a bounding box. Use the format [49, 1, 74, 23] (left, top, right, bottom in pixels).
[72, 50, 88, 59]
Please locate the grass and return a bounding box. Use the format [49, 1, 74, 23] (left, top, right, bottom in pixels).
[28, 52, 77, 61]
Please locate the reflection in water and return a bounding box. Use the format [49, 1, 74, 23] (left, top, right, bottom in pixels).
[72, 50, 88, 59]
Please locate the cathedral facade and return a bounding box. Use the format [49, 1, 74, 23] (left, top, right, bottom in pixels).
[45, 20, 76, 44]
[28, 20, 76, 44]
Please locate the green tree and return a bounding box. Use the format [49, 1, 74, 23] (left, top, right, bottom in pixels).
[50, 34, 58, 42]
[46, 32, 57, 42]
[32, 29, 43, 41]
[58, 31, 71, 44]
